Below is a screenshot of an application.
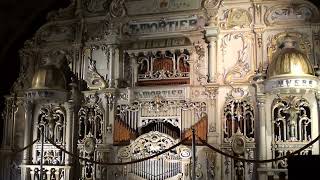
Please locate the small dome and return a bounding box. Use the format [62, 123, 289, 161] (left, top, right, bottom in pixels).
[267, 38, 314, 78]
[31, 65, 66, 90]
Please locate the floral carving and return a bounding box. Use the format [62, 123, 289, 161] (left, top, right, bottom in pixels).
[226, 9, 252, 29]
[222, 33, 254, 83]
[110, 0, 126, 17]
[38, 104, 65, 143]
[202, 0, 221, 9]
[223, 88, 254, 141]
[193, 42, 207, 84]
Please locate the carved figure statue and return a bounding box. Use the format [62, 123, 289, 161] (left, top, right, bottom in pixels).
[43, 109, 55, 140]
[286, 105, 300, 141]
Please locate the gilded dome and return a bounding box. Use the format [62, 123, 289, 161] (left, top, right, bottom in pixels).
[267, 38, 314, 78]
[31, 65, 66, 90]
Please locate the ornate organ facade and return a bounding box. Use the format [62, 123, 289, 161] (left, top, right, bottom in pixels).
[1, 0, 320, 180]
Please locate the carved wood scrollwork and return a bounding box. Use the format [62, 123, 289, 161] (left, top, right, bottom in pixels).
[110, 0, 126, 17]
[37, 104, 65, 166]
[135, 49, 190, 86]
[38, 104, 65, 144]
[272, 96, 311, 142]
[118, 131, 191, 179]
[219, 8, 252, 30]
[264, 4, 318, 26]
[78, 93, 104, 144]
[221, 33, 254, 84]
[223, 88, 254, 141]
[272, 96, 312, 169]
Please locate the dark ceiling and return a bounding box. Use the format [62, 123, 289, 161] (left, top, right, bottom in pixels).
[0, 0, 319, 95]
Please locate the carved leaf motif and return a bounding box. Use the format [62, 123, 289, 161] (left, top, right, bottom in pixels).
[110, 0, 126, 17]
[226, 9, 252, 29]
[223, 33, 253, 83]
[203, 0, 220, 8]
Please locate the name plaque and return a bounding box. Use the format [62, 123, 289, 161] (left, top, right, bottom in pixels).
[126, 16, 203, 35]
[266, 78, 318, 92]
[134, 88, 186, 100]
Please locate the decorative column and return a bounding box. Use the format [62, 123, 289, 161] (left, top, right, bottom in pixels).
[257, 94, 268, 180]
[129, 53, 138, 87]
[314, 92, 320, 154]
[204, 86, 220, 179]
[254, 28, 264, 67]
[108, 45, 120, 88]
[205, 28, 219, 83]
[64, 102, 75, 165]
[108, 46, 115, 88]
[205, 87, 218, 135]
[22, 100, 33, 164]
[105, 92, 114, 143]
[1, 97, 13, 148]
[252, 70, 268, 180]
[21, 100, 33, 180]
[114, 46, 120, 88]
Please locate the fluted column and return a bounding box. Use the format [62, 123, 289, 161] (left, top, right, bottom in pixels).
[21, 100, 33, 180]
[64, 102, 75, 165]
[22, 100, 33, 164]
[257, 95, 268, 180]
[129, 54, 138, 87]
[108, 46, 114, 88]
[108, 45, 120, 88]
[314, 93, 320, 154]
[205, 27, 219, 83]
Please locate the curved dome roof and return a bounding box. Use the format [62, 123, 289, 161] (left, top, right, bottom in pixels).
[267, 38, 314, 78]
[31, 64, 66, 90]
